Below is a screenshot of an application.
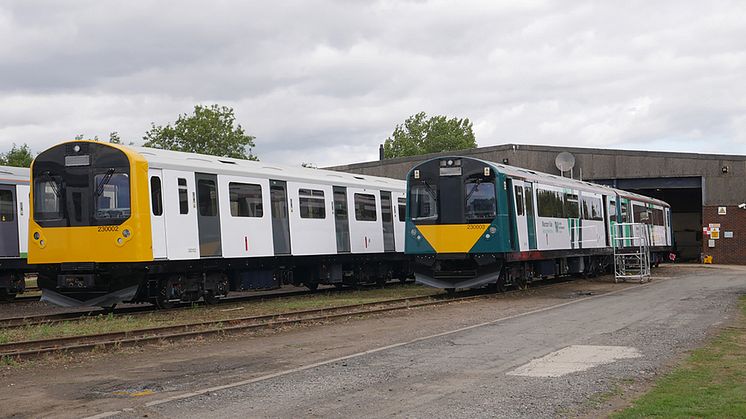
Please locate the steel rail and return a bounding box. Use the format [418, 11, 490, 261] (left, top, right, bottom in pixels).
[0, 293, 485, 359]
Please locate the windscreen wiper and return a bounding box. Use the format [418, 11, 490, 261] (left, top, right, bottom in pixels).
[40, 171, 62, 197]
[465, 178, 482, 202]
[95, 169, 115, 197]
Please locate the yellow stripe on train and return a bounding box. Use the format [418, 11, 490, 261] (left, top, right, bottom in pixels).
[416, 224, 490, 253]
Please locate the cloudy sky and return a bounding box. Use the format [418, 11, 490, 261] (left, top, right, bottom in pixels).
[2, 0, 745, 166]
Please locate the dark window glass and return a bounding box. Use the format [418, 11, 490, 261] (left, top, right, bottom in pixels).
[410, 184, 437, 221]
[150, 176, 163, 216]
[609, 200, 616, 218]
[334, 190, 348, 219]
[581, 195, 603, 221]
[514, 186, 524, 216]
[230, 182, 263, 217]
[632, 204, 650, 224]
[652, 208, 665, 226]
[525, 186, 534, 215]
[537, 189, 564, 218]
[398, 197, 406, 222]
[33, 177, 63, 221]
[565, 193, 579, 218]
[198, 179, 217, 216]
[355, 193, 377, 221]
[381, 193, 392, 223]
[178, 178, 189, 214]
[299, 188, 325, 219]
[94, 172, 131, 220]
[0, 190, 14, 222]
[621, 202, 630, 222]
[464, 180, 496, 222]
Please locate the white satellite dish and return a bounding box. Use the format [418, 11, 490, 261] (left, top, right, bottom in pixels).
[555, 152, 576, 177]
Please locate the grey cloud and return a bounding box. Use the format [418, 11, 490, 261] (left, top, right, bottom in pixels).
[1, 0, 746, 167]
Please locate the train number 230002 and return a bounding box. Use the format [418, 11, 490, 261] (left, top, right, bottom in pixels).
[97, 226, 119, 232]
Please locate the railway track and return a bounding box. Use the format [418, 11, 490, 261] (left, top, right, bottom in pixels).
[0, 292, 484, 359]
[0, 283, 408, 329]
[0, 275, 586, 360]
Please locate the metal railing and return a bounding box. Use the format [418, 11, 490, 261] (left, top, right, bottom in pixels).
[612, 223, 651, 283]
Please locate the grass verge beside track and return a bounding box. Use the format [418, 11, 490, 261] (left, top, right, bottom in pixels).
[0, 285, 438, 345]
[612, 295, 746, 418]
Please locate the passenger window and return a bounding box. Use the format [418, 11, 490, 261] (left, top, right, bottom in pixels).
[398, 197, 406, 222]
[609, 200, 616, 218]
[514, 186, 524, 216]
[564, 193, 579, 218]
[197, 179, 217, 216]
[0, 190, 14, 222]
[178, 178, 189, 214]
[299, 188, 325, 219]
[230, 182, 263, 217]
[354, 193, 377, 221]
[581, 195, 603, 221]
[150, 176, 163, 216]
[537, 189, 563, 218]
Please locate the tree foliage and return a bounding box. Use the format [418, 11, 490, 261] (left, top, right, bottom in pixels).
[383, 112, 477, 159]
[143, 104, 257, 160]
[0, 143, 34, 168]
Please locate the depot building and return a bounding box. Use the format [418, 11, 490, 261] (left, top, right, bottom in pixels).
[330, 143, 746, 264]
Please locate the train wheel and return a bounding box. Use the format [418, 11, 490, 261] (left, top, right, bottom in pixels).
[445, 288, 456, 295]
[306, 282, 319, 291]
[203, 291, 219, 305]
[0, 290, 16, 302]
[155, 297, 176, 309]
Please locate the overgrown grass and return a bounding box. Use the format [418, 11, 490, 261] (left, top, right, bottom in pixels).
[613, 295, 746, 418]
[0, 284, 440, 344]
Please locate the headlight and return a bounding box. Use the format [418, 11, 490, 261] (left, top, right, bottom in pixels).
[122, 229, 131, 238]
[33, 232, 40, 240]
[489, 226, 497, 234]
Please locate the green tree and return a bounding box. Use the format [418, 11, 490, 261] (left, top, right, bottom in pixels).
[0, 143, 34, 168]
[383, 112, 477, 159]
[109, 131, 121, 144]
[143, 104, 257, 160]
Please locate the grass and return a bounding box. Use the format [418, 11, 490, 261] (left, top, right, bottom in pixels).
[0, 284, 440, 344]
[612, 295, 746, 418]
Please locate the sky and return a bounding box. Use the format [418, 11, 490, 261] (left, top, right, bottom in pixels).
[1, 0, 746, 167]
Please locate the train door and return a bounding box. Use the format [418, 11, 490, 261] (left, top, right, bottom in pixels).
[524, 181, 537, 250]
[195, 173, 222, 257]
[270, 180, 291, 255]
[148, 169, 167, 259]
[0, 184, 19, 257]
[605, 196, 616, 248]
[380, 191, 396, 252]
[511, 180, 529, 251]
[333, 186, 351, 253]
[393, 193, 406, 252]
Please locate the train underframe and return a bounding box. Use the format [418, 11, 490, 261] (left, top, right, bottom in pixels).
[414, 248, 672, 291]
[37, 253, 414, 308]
[0, 259, 30, 301]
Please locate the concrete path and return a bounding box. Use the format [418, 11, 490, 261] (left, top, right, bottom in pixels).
[109, 266, 746, 418]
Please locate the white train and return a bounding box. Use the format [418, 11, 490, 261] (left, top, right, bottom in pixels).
[0, 166, 30, 300]
[30, 141, 411, 307]
[406, 156, 673, 289]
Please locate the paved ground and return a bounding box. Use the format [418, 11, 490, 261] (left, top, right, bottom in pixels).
[2, 265, 744, 418]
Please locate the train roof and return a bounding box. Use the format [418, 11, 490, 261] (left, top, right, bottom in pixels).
[128, 145, 406, 190]
[0, 165, 29, 183]
[414, 156, 670, 208]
